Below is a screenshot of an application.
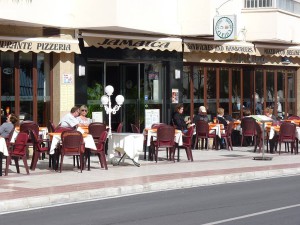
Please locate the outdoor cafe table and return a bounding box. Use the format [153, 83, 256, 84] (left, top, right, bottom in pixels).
[268, 125, 300, 140]
[208, 123, 224, 138]
[0, 137, 8, 157]
[144, 128, 183, 147]
[0, 137, 8, 176]
[11, 126, 49, 143]
[48, 132, 96, 154]
[107, 132, 144, 166]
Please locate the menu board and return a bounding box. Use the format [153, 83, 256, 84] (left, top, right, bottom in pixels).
[92, 111, 103, 122]
[145, 109, 160, 128]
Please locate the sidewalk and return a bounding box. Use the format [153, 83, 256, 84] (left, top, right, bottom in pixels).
[1, 146, 300, 214]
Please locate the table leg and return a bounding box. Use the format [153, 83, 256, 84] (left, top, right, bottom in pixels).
[87, 148, 91, 171]
[177, 144, 180, 162]
[0, 152, 2, 176]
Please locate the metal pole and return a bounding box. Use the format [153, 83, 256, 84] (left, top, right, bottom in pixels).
[108, 94, 112, 137]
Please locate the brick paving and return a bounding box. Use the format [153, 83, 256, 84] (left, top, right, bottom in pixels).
[1, 146, 300, 213]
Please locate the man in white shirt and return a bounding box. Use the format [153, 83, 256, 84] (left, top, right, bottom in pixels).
[59, 106, 80, 128]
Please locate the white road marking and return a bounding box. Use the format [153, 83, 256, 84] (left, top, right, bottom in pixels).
[202, 203, 300, 225]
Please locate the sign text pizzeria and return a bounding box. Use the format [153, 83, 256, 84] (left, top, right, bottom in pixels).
[0, 40, 71, 51]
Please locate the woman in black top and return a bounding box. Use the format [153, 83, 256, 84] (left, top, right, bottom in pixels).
[172, 104, 190, 132]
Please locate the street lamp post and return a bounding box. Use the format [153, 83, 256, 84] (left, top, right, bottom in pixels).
[100, 85, 124, 137]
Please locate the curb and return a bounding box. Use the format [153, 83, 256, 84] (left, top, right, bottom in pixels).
[1, 168, 300, 214]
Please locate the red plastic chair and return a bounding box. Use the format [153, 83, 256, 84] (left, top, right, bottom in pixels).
[240, 117, 257, 147]
[149, 123, 167, 160]
[153, 125, 176, 162]
[288, 115, 300, 120]
[177, 125, 194, 161]
[89, 131, 108, 170]
[254, 122, 266, 153]
[5, 132, 30, 176]
[28, 129, 51, 171]
[116, 122, 123, 133]
[194, 120, 217, 150]
[221, 122, 234, 151]
[88, 122, 107, 145]
[59, 130, 84, 173]
[20, 121, 39, 145]
[278, 122, 298, 154]
[131, 124, 140, 133]
[47, 120, 56, 133]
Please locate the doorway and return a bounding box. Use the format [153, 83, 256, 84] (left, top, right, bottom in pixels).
[85, 61, 165, 132]
[106, 63, 142, 132]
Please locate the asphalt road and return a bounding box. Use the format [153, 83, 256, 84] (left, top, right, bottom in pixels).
[2, 175, 300, 225]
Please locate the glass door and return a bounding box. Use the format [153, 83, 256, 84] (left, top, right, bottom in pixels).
[95, 61, 164, 132]
[120, 63, 142, 132]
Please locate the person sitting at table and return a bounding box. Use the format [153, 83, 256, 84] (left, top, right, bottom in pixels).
[264, 107, 277, 153]
[242, 108, 251, 117]
[217, 108, 229, 149]
[241, 108, 254, 146]
[193, 106, 209, 124]
[59, 106, 81, 128]
[77, 105, 91, 126]
[0, 113, 18, 138]
[217, 108, 229, 127]
[171, 104, 190, 133]
[264, 107, 277, 121]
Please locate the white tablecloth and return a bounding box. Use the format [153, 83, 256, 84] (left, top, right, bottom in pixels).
[209, 124, 224, 138]
[145, 129, 183, 147]
[11, 127, 49, 143]
[49, 134, 96, 154]
[269, 126, 300, 140]
[0, 137, 8, 156]
[108, 133, 144, 162]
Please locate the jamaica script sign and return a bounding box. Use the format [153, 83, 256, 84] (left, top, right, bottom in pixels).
[0, 39, 79, 53]
[84, 37, 183, 52]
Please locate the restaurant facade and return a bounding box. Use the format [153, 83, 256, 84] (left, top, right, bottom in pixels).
[75, 32, 183, 132]
[181, 40, 300, 121]
[0, 25, 80, 126]
[1, 0, 300, 130]
[0, 26, 299, 130]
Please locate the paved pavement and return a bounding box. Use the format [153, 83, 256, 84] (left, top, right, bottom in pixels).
[1, 146, 300, 214]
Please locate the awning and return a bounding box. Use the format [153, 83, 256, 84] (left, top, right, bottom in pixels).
[82, 32, 183, 52]
[0, 36, 81, 54]
[256, 44, 300, 58]
[184, 39, 256, 55]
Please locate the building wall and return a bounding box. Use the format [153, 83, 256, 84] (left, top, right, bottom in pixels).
[52, 52, 75, 125]
[243, 9, 300, 43]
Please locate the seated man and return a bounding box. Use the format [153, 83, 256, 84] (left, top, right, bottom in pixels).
[59, 106, 80, 128]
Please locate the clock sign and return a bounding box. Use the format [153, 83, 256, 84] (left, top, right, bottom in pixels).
[214, 15, 236, 40]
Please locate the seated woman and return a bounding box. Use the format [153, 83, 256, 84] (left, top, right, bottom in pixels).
[0, 113, 18, 138]
[77, 105, 91, 126]
[171, 104, 190, 133]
